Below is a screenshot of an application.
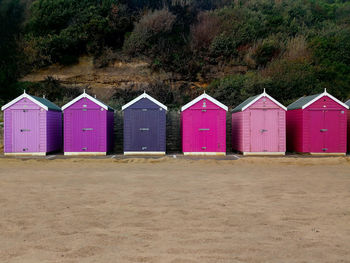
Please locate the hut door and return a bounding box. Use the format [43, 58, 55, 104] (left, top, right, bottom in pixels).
[12, 109, 39, 153]
[70, 109, 100, 152]
[131, 109, 159, 151]
[250, 110, 265, 152]
[263, 109, 279, 152]
[324, 110, 342, 153]
[309, 110, 325, 152]
[250, 109, 279, 152]
[83, 109, 100, 152]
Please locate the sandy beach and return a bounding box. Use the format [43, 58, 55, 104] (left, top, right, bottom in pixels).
[0, 157, 350, 262]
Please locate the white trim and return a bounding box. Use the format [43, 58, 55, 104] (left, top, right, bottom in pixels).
[302, 90, 349, 110]
[181, 93, 228, 112]
[241, 91, 287, 111]
[122, 92, 167, 111]
[310, 152, 346, 156]
[345, 99, 350, 106]
[243, 152, 285, 156]
[4, 152, 46, 156]
[124, 151, 166, 155]
[64, 152, 107, 156]
[183, 152, 226, 156]
[61, 92, 111, 111]
[1, 94, 49, 111]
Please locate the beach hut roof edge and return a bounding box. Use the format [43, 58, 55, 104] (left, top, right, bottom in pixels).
[287, 89, 349, 110]
[232, 91, 286, 113]
[181, 93, 228, 112]
[122, 92, 167, 111]
[61, 92, 114, 111]
[1, 93, 61, 111]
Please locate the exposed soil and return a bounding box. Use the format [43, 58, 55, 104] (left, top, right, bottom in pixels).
[0, 157, 350, 262]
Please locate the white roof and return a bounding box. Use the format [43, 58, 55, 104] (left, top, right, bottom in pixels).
[181, 92, 228, 112]
[61, 90, 112, 111]
[241, 89, 287, 111]
[1, 91, 49, 111]
[302, 89, 349, 109]
[122, 92, 167, 111]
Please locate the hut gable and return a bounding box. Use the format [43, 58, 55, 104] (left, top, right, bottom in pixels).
[181, 93, 228, 112]
[232, 90, 286, 112]
[122, 92, 167, 111]
[62, 91, 113, 111]
[1, 91, 61, 111]
[287, 89, 348, 110]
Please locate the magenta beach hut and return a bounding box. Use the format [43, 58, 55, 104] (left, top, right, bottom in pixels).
[181, 92, 228, 155]
[345, 99, 350, 152]
[232, 90, 286, 155]
[1, 91, 62, 156]
[62, 91, 114, 155]
[287, 89, 348, 155]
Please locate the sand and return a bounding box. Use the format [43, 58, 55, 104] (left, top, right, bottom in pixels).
[0, 157, 350, 263]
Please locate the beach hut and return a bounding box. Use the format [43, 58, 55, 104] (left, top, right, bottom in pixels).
[62, 91, 114, 155]
[122, 92, 167, 155]
[287, 89, 348, 155]
[344, 99, 350, 152]
[231, 90, 286, 155]
[181, 92, 228, 155]
[1, 91, 62, 155]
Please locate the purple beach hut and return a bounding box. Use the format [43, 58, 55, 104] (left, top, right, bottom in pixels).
[122, 92, 167, 155]
[62, 91, 114, 155]
[1, 91, 62, 156]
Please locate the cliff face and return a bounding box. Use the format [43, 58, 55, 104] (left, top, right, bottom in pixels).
[21, 56, 247, 101]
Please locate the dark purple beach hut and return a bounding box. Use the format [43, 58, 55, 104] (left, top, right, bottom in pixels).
[62, 91, 114, 155]
[1, 91, 62, 156]
[122, 92, 167, 155]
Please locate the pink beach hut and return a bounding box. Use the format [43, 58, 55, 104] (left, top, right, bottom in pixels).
[1, 91, 62, 156]
[231, 90, 286, 155]
[181, 92, 228, 155]
[287, 89, 348, 155]
[62, 91, 114, 155]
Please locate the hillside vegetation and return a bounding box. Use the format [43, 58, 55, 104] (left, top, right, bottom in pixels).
[1, 0, 350, 108]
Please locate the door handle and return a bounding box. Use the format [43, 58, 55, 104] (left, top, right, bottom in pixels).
[320, 129, 328, 132]
[322, 148, 328, 151]
[260, 129, 267, 133]
[82, 128, 93, 131]
[139, 128, 149, 131]
[199, 128, 210, 131]
[20, 129, 30, 132]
